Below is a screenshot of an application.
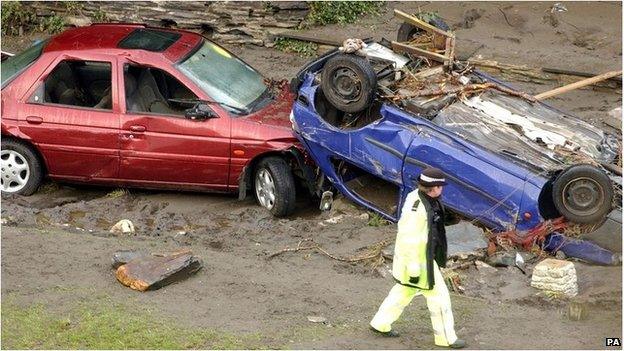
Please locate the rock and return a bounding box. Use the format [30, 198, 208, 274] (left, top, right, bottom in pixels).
[115, 249, 202, 291]
[475, 260, 496, 272]
[486, 251, 516, 267]
[555, 250, 567, 260]
[65, 15, 92, 27]
[530, 259, 578, 297]
[306, 315, 327, 323]
[446, 221, 488, 258]
[358, 213, 370, 221]
[111, 250, 148, 269]
[110, 219, 135, 235]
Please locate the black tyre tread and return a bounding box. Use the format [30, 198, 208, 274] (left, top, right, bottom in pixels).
[552, 164, 613, 224]
[321, 54, 377, 113]
[1, 139, 44, 196]
[396, 16, 450, 42]
[255, 157, 296, 217]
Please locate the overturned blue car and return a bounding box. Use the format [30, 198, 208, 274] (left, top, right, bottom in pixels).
[289, 42, 620, 236]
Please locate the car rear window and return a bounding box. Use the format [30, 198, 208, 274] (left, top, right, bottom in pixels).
[1, 39, 47, 89]
[118, 29, 181, 52]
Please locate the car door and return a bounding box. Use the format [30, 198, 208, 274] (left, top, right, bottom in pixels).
[18, 53, 120, 180]
[118, 60, 231, 191]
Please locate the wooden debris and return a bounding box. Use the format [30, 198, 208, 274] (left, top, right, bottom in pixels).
[115, 249, 202, 291]
[394, 9, 453, 38]
[535, 70, 622, 100]
[386, 82, 537, 102]
[391, 41, 449, 63]
[542, 67, 622, 85]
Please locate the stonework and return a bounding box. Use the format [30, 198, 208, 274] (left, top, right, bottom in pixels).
[530, 258, 578, 297]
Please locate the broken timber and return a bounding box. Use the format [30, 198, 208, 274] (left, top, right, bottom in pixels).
[391, 41, 449, 63]
[394, 9, 453, 38]
[115, 249, 202, 291]
[534, 70, 623, 100]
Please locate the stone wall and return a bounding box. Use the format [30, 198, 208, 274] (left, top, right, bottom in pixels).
[24, 1, 310, 46]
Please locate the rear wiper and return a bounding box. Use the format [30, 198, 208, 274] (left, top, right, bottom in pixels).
[168, 98, 248, 115]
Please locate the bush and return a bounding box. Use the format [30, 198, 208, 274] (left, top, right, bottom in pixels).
[1, 2, 37, 35]
[274, 38, 318, 57]
[306, 1, 385, 26]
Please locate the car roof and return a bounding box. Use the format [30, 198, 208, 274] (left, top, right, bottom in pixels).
[42, 24, 203, 63]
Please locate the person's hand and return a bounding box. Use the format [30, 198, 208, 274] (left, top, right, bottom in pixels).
[409, 276, 419, 284]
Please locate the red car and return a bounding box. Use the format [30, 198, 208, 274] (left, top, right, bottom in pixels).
[1, 24, 312, 216]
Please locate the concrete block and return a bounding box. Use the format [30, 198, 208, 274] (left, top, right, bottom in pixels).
[531, 258, 578, 297]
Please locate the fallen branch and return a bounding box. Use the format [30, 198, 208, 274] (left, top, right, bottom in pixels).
[267, 238, 393, 264]
[385, 82, 537, 102]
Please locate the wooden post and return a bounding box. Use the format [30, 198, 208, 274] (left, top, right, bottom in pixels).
[394, 9, 453, 37]
[391, 41, 449, 63]
[534, 70, 622, 100]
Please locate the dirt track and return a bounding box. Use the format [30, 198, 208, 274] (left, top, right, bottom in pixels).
[2, 1, 622, 349]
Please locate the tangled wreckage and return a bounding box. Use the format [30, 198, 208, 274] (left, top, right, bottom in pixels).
[290, 11, 621, 264]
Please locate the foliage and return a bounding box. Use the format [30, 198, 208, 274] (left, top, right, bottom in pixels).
[39, 15, 66, 34]
[92, 7, 109, 22]
[63, 1, 83, 15]
[367, 212, 390, 227]
[415, 11, 442, 24]
[305, 1, 385, 26]
[106, 188, 130, 198]
[274, 37, 318, 57]
[1, 2, 37, 35]
[1, 297, 262, 349]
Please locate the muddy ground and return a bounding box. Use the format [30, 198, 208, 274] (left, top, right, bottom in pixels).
[2, 1, 622, 349]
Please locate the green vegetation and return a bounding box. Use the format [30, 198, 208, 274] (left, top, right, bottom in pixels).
[1, 297, 262, 349]
[92, 7, 109, 22]
[367, 212, 390, 227]
[39, 15, 65, 34]
[106, 188, 130, 198]
[305, 1, 385, 26]
[1, 2, 37, 35]
[274, 37, 318, 57]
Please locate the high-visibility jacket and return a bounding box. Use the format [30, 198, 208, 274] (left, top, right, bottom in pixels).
[392, 189, 447, 290]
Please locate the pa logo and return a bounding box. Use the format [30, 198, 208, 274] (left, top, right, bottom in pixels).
[606, 337, 621, 347]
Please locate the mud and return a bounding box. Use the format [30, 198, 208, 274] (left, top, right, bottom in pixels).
[2, 1, 622, 349]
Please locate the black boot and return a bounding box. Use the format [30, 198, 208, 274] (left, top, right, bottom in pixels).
[370, 326, 400, 337]
[449, 339, 466, 349]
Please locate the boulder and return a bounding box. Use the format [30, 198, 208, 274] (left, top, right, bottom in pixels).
[530, 258, 578, 297]
[110, 219, 135, 234]
[115, 249, 202, 291]
[111, 250, 148, 269]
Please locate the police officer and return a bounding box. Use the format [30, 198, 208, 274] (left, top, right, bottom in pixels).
[370, 167, 466, 349]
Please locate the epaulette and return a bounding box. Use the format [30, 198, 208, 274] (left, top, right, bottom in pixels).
[411, 199, 420, 212]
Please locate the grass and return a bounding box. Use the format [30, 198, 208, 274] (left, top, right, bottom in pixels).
[106, 188, 130, 198]
[274, 38, 318, 57]
[1, 296, 262, 349]
[367, 212, 390, 227]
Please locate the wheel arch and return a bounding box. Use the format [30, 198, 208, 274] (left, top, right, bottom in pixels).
[1, 134, 49, 176]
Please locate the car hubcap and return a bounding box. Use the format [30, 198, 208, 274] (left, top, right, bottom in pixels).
[255, 169, 276, 210]
[1, 150, 30, 193]
[562, 177, 604, 216]
[331, 67, 362, 103]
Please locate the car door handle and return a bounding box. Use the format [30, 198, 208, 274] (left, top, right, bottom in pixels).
[129, 125, 146, 133]
[26, 116, 43, 124]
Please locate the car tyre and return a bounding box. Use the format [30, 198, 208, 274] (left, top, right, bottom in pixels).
[254, 157, 296, 217]
[397, 16, 450, 43]
[1, 139, 44, 196]
[321, 54, 377, 113]
[552, 164, 613, 224]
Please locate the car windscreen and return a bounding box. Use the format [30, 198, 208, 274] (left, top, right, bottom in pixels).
[176, 40, 267, 115]
[1, 39, 48, 89]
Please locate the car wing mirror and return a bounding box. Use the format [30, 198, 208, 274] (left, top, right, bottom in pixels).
[184, 103, 218, 121]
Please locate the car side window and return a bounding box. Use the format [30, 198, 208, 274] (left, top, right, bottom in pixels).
[37, 60, 112, 110]
[124, 64, 198, 116]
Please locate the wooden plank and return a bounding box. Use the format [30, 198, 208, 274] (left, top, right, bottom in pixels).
[391, 41, 449, 63]
[542, 67, 622, 84]
[394, 9, 453, 38]
[413, 65, 445, 79]
[534, 70, 622, 100]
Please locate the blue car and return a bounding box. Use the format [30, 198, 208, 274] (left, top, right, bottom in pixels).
[290, 44, 619, 232]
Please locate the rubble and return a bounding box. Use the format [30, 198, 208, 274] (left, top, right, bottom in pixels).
[110, 219, 135, 235]
[115, 249, 202, 291]
[530, 259, 578, 297]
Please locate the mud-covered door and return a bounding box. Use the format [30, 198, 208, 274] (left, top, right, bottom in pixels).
[402, 123, 525, 230]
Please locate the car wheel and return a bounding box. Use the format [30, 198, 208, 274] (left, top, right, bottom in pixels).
[0, 139, 44, 196]
[254, 157, 296, 217]
[321, 54, 377, 113]
[552, 164, 614, 224]
[397, 16, 450, 48]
